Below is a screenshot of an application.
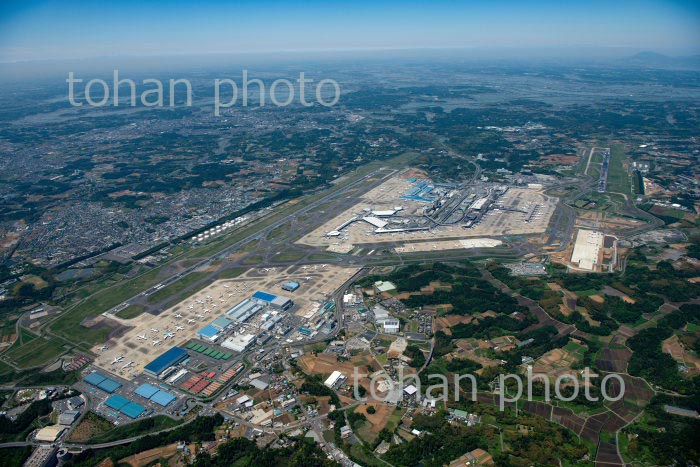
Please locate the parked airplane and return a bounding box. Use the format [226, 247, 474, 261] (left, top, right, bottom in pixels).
[164, 332, 175, 339]
[223, 285, 230, 289]
[151, 328, 159, 333]
[175, 326, 184, 331]
[152, 340, 161, 346]
[122, 361, 134, 369]
[98, 345, 108, 351]
[175, 313, 183, 319]
[111, 355, 124, 364]
[137, 333, 148, 340]
[187, 319, 196, 324]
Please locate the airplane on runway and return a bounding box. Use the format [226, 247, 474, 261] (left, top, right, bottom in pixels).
[98, 345, 108, 351]
[175, 313, 183, 319]
[137, 333, 148, 340]
[175, 326, 184, 331]
[152, 340, 162, 346]
[111, 355, 124, 364]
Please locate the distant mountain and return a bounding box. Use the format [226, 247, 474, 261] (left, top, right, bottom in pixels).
[624, 51, 700, 69]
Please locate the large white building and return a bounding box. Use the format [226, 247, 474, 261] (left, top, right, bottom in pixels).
[571, 229, 604, 271]
[221, 333, 256, 352]
[382, 318, 400, 334]
[324, 370, 346, 389]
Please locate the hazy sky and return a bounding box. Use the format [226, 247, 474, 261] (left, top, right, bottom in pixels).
[1, 0, 699, 62]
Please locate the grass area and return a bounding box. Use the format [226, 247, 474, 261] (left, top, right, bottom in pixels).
[116, 304, 145, 319]
[147, 271, 210, 304]
[607, 145, 632, 195]
[218, 267, 246, 279]
[349, 443, 386, 467]
[86, 415, 182, 444]
[271, 250, 307, 262]
[6, 337, 67, 369]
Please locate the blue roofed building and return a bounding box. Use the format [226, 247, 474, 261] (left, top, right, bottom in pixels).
[150, 390, 177, 407]
[120, 402, 146, 419]
[97, 378, 122, 393]
[253, 291, 277, 303]
[144, 346, 188, 378]
[197, 324, 220, 342]
[134, 383, 160, 399]
[84, 372, 107, 386]
[105, 394, 130, 411]
[211, 316, 232, 330]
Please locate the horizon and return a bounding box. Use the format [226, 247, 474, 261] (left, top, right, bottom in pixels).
[1, 0, 699, 63]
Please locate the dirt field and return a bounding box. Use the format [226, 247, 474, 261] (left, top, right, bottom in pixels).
[93, 264, 358, 379]
[68, 412, 113, 442]
[120, 443, 180, 467]
[354, 402, 403, 443]
[297, 176, 557, 250]
[529, 341, 586, 379]
[663, 335, 700, 376]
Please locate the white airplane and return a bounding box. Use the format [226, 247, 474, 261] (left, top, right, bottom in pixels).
[203, 308, 210, 313]
[223, 285, 230, 289]
[195, 313, 205, 319]
[151, 328, 159, 333]
[187, 319, 196, 324]
[188, 305, 194, 310]
[121, 361, 134, 369]
[152, 340, 162, 346]
[321, 264, 328, 268]
[137, 333, 148, 340]
[175, 313, 183, 319]
[111, 355, 124, 364]
[164, 332, 175, 339]
[175, 326, 184, 331]
[228, 293, 234, 297]
[98, 345, 108, 351]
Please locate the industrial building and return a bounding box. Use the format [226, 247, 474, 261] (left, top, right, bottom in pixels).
[211, 316, 232, 330]
[252, 291, 293, 310]
[382, 318, 400, 334]
[281, 281, 300, 292]
[104, 394, 146, 419]
[83, 372, 122, 393]
[324, 370, 346, 389]
[134, 383, 177, 407]
[226, 298, 264, 322]
[571, 229, 604, 271]
[143, 346, 188, 378]
[197, 324, 221, 342]
[221, 333, 256, 352]
[58, 410, 80, 426]
[374, 281, 397, 293]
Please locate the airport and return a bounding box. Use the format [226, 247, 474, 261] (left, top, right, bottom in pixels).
[298, 172, 558, 251]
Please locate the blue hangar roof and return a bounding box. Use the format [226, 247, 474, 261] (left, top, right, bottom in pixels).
[144, 346, 188, 375]
[197, 324, 219, 338]
[253, 291, 277, 302]
[150, 390, 176, 407]
[84, 372, 107, 386]
[120, 402, 146, 419]
[105, 394, 130, 410]
[134, 383, 159, 399]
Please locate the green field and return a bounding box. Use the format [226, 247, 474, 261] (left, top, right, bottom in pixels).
[147, 271, 210, 304]
[6, 337, 68, 369]
[116, 304, 145, 319]
[607, 145, 632, 195]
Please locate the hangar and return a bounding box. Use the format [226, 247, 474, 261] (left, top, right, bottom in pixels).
[143, 347, 188, 378]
